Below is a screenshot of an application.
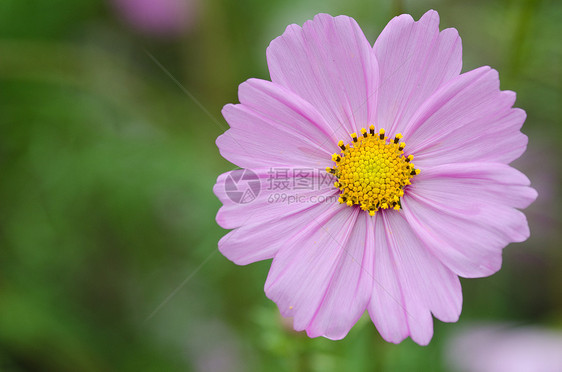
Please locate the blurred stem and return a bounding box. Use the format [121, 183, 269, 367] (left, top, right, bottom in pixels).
[372, 331, 387, 371]
[297, 350, 309, 372]
[181, 0, 234, 106]
[391, 0, 404, 16]
[506, 0, 541, 79]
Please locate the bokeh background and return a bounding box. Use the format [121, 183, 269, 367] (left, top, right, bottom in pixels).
[1, 0, 561, 371]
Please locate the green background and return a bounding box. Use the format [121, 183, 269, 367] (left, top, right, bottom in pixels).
[1, 0, 561, 370]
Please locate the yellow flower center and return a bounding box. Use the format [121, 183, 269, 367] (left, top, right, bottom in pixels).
[326, 126, 419, 216]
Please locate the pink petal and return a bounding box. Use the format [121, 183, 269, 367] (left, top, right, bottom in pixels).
[368, 211, 462, 345]
[368, 214, 410, 343]
[218, 200, 336, 266]
[214, 168, 337, 230]
[267, 14, 378, 139]
[403, 66, 528, 166]
[374, 10, 462, 136]
[306, 213, 374, 339]
[402, 162, 537, 278]
[218, 79, 336, 169]
[238, 79, 336, 144]
[265, 206, 366, 336]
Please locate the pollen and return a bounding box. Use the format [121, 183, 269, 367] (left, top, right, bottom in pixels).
[327, 127, 419, 215]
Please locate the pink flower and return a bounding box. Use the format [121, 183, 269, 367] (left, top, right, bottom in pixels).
[445, 324, 562, 372]
[214, 10, 537, 345]
[112, 0, 196, 36]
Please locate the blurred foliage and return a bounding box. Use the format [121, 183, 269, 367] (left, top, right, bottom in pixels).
[0, 0, 561, 371]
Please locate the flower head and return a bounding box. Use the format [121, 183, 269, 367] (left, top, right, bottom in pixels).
[214, 10, 537, 345]
[445, 324, 562, 372]
[112, 0, 196, 37]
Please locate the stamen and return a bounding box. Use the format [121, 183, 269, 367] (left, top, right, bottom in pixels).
[328, 128, 419, 215]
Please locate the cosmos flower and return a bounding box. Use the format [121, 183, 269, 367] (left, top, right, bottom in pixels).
[112, 0, 196, 37]
[445, 324, 562, 372]
[214, 10, 537, 345]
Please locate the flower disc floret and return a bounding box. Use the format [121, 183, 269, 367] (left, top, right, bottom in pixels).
[327, 126, 419, 215]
